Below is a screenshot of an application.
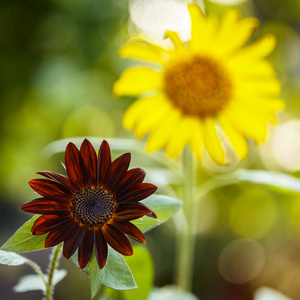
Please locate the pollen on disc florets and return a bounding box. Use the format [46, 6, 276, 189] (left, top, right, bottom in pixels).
[71, 186, 117, 228]
[164, 55, 233, 117]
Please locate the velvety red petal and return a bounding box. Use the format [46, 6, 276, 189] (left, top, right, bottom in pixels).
[110, 220, 146, 244]
[105, 153, 131, 190]
[63, 226, 87, 259]
[97, 140, 111, 186]
[113, 168, 146, 194]
[80, 139, 97, 186]
[116, 183, 157, 203]
[28, 179, 72, 202]
[32, 215, 70, 235]
[65, 142, 84, 187]
[36, 171, 75, 192]
[114, 203, 157, 221]
[20, 198, 69, 214]
[94, 228, 108, 269]
[78, 229, 94, 269]
[45, 220, 78, 248]
[102, 224, 133, 256]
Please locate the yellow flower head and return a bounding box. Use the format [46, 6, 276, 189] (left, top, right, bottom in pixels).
[114, 3, 284, 165]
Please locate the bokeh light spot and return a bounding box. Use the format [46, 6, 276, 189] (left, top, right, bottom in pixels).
[219, 238, 265, 284]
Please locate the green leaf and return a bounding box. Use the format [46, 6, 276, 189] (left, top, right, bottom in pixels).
[42, 137, 142, 158]
[197, 169, 300, 200]
[132, 195, 183, 233]
[0, 250, 28, 266]
[123, 246, 154, 300]
[1, 215, 46, 252]
[235, 169, 300, 193]
[89, 253, 104, 299]
[101, 247, 137, 291]
[13, 269, 67, 293]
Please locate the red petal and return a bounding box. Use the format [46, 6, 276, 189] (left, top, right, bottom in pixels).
[65, 142, 84, 187]
[32, 215, 70, 235]
[63, 226, 87, 259]
[37, 171, 75, 192]
[116, 183, 157, 203]
[97, 140, 111, 186]
[105, 153, 131, 190]
[78, 230, 94, 269]
[94, 229, 108, 269]
[102, 224, 133, 256]
[110, 220, 145, 244]
[113, 168, 146, 194]
[80, 139, 97, 186]
[45, 220, 78, 248]
[28, 179, 72, 202]
[21, 198, 69, 214]
[114, 203, 157, 221]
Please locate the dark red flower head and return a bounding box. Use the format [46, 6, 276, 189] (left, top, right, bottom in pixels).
[21, 139, 157, 269]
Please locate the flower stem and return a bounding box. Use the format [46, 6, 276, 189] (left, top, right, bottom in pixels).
[175, 146, 197, 291]
[46, 244, 63, 300]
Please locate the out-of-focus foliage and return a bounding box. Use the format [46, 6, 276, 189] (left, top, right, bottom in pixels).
[1, 0, 300, 299]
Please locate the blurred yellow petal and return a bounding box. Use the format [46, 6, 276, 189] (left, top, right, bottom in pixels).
[165, 30, 186, 51]
[231, 34, 276, 62]
[215, 11, 259, 56]
[190, 119, 203, 161]
[203, 118, 226, 165]
[229, 60, 275, 78]
[226, 105, 268, 143]
[146, 109, 181, 152]
[114, 67, 163, 96]
[188, 3, 217, 51]
[218, 114, 248, 161]
[118, 41, 170, 64]
[235, 77, 281, 97]
[165, 116, 195, 158]
[123, 94, 163, 129]
[134, 95, 171, 138]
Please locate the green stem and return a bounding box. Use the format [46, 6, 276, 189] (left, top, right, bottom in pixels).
[175, 147, 197, 291]
[25, 260, 48, 288]
[46, 244, 63, 300]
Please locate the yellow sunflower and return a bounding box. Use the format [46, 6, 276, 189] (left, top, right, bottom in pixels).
[114, 3, 284, 165]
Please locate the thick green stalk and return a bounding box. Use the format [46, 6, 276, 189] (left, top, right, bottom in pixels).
[175, 147, 197, 291]
[46, 244, 63, 300]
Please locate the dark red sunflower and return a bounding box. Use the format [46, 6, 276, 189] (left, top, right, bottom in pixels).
[20, 139, 157, 269]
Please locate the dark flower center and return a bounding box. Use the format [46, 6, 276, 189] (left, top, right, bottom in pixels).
[164, 55, 233, 117]
[71, 187, 117, 228]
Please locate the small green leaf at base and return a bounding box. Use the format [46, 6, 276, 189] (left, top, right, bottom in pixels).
[1, 215, 46, 253]
[0, 250, 28, 266]
[13, 269, 67, 293]
[133, 194, 183, 233]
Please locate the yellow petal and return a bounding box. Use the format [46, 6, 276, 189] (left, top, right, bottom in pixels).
[228, 59, 275, 78]
[231, 34, 276, 62]
[114, 67, 163, 96]
[134, 95, 171, 138]
[215, 11, 259, 56]
[218, 114, 248, 161]
[123, 94, 163, 130]
[189, 119, 203, 161]
[165, 30, 186, 51]
[146, 109, 181, 153]
[203, 118, 226, 165]
[188, 3, 218, 51]
[118, 40, 170, 64]
[225, 105, 268, 143]
[165, 116, 195, 158]
[234, 77, 281, 98]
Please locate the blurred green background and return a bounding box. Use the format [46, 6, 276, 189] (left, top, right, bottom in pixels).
[1, 0, 300, 299]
